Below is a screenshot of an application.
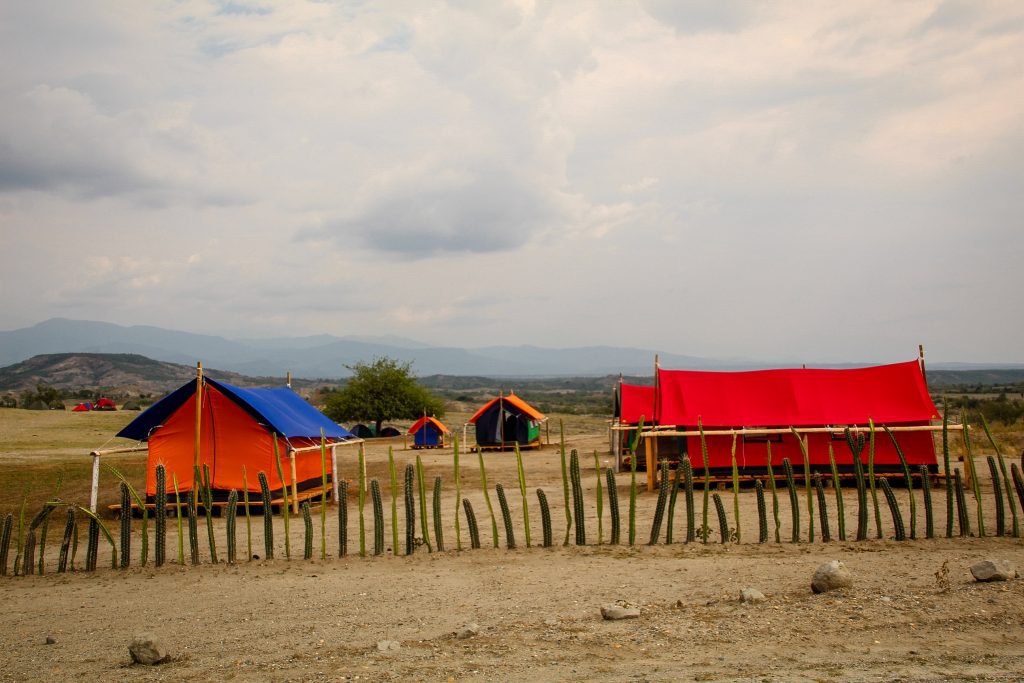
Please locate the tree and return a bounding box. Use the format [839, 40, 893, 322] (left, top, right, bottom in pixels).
[322, 357, 444, 434]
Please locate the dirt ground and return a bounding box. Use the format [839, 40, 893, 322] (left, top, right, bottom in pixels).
[2, 423, 1024, 681]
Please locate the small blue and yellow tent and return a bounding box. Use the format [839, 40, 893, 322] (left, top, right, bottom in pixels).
[408, 416, 449, 449]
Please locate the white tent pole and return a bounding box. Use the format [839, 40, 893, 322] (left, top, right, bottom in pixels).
[331, 445, 339, 505]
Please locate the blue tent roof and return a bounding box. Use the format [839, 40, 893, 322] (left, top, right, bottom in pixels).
[117, 378, 354, 443]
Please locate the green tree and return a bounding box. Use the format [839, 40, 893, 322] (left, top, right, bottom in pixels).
[323, 357, 444, 433]
[20, 384, 64, 409]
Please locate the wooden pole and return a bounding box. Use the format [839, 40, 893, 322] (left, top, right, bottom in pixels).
[89, 452, 101, 513]
[289, 448, 299, 514]
[645, 433, 656, 492]
[331, 444, 339, 505]
[194, 362, 203, 470]
[287, 371, 292, 388]
[499, 392, 505, 449]
[919, 344, 928, 386]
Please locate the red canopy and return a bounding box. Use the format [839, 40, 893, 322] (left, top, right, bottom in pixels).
[619, 384, 655, 425]
[655, 360, 938, 427]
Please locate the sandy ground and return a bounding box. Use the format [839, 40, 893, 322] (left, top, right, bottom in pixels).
[2, 429, 1024, 682]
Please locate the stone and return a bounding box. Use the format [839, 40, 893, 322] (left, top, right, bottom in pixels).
[376, 640, 401, 652]
[740, 588, 766, 604]
[970, 559, 1016, 582]
[45, 636, 57, 645]
[129, 633, 168, 665]
[456, 623, 480, 639]
[601, 601, 641, 620]
[811, 560, 853, 594]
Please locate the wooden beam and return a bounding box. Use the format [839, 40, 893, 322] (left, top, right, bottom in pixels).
[612, 424, 964, 437]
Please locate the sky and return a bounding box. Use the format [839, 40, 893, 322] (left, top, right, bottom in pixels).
[1, 1, 1022, 364]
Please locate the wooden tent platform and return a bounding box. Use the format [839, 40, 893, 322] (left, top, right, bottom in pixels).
[649, 469, 950, 491]
[108, 484, 335, 516]
[475, 442, 544, 452]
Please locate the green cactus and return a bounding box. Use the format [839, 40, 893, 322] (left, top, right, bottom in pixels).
[790, 429, 814, 543]
[766, 443, 781, 544]
[496, 483, 516, 549]
[258, 471, 274, 559]
[105, 463, 149, 566]
[879, 477, 906, 541]
[173, 473, 184, 565]
[388, 448, 399, 555]
[201, 463, 217, 563]
[980, 415, 1019, 538]
[155, 464, 167, 567]
[941, 401, 954, 538]
[319, 435, 328, 560]
[953, 468, 970, 537]
[370, 479, 384, 556]
[477, 448, 499, 548]
[0, 513, 12, 575]
[755, 480, 768, 543]
[463, 498, 481, 550]
[226, 489, 238, 563]
[628, 445, 638, 546]
[404, 463, 416, 556]
[57, 508, 75, 573]
[186, 488, 199, 565]
[867, 422, 882, 538]
[560, 420, 573, 546]
[453, 436, 462, 551]
[358, 444, 367, 557]
[1010, 464, 1024, 516]
[272, 441, 292, 559]
[302, 501, 313, 560]
[338, 479, 348, 557]
[416, 455, 432, 552]
[432, 476, 444, 552]
[37, 474, 63, 575]
[649, 460, 669, 545]
[119, 482, 132, 569]
[961, 411, 985, 537]
[919, 465, 934, 539]
[515, 445, 532, 548]
[682, 456, 696, 543]
[730, 434, 741, 543]
[827, 443, 845, 541]
[21, 506, 48, 575]
[78, 506, 117, 570]
[815, 474, 830, 543]
[85, 516, 99, 571]
[698, 418, 711, 544]
[606, 468, 620, 545]
[571, 449, 586, 546]
[664, 456, 681, 545]
[242, 465, 253, 562]
[13, 491, 27, 576]
[782, 457, 800, 543]
[987, 456, 1006, 537]
[594, 451, 605, 545]
[538, 488, 553, 547]
[846, 429, 868, 541]
[885, 427, 917, 540]
[712, 492, 729, 544]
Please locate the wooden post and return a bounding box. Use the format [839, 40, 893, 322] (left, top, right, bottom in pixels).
[545, 419, 550, 445]
[89, 452, 101, 513]
[289, 448, 299, 514]
[331, 444, 339, 505]
[645, 433, 657, 492]
[918, 344, 928, 386]
[287, 371, 292, 388]
[194, 362, 203, 470]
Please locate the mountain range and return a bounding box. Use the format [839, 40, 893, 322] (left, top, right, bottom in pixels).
[2, 318, 1021, 379]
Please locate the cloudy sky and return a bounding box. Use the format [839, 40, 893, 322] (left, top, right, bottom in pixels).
[1, 1, 1021, 364]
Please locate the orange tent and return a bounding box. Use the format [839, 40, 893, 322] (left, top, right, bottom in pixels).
[468, 392, 546, 449]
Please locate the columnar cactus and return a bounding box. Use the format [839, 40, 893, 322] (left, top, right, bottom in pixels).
[712, 492, 729, 544]
[86, 516, 99, 572]
[867, 424, 882, 538]
[730, 434, 741, 543]
[0, 513, 11, 575]
[477, 448, 498, 548]
[698, 419, 711, 543]
[594, 450, 605, 545]
[665, 457, 682, 544]
[814, 474, 830, 543]
[119, 482, 132, 569]
[560, 421, 573, 546]
[388, 449, 399, 554]
[258, 471, 274, 559]
[404, 463, 416, 556]
[961, 412, 985, 537]
[242, 465, 253, 561]
[432, 476, 444, 552]
[981, 415, 1020, 538]
[496, 483, 516, 549]
[358, 444, 367, 557]
[766, 443, 781, 543]
[57, 508, 75, 573]
[201, 463, 218, 563]
[988, 456, 1005, 537]
[172, 474, 184, 565]
[463, 498, 481, 549]
[941, 402, 954, 538]
[847, 429, 868, 541]
[416, 456, 432, 552]
[606, 468, 620, 545]
[226, 489, 238, 564]
[186, 488, 200, 565]
[452, 437, 462, 551]
[886, 427, 917, 540]
[302, 501, 313, 560]
[537, 488, 553, 548]
[515, 445, 531, 548]
[370, 479, 384, 556]
[628, 417, 643, 547]
[649, 460, 669, 545]
[919, 465, 934, 539]
[1011, 464, 1024, 515]
[879, 477, 906, 541]
[338, 479, 348, 558]
[272, 441, 292, 558]
[782, 457, 800, 543]
[154, 464, 167, 567]
[682, 455, 696, 544]
[790, 429, 814, 543]
[827, 443, 845, 540]
[953, 468, 970, 537]
[755, 480, 768, 544]
[570, 449, 586, 546]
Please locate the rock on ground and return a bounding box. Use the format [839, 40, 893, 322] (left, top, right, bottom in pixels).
[129, 633, 168, 665]
[970, 559, 1016, 582]
[740, 588, 766, 604]
[601, 601, 641, 620]
[376, 640, 401, 652]
[812, 560, 853, 594]
[456, 623, 480, 639]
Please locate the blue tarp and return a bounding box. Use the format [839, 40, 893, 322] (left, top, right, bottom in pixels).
[117, 378, 353, 442]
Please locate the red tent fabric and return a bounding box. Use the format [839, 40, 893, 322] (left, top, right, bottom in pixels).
[72, 402, 92, 412]
[94, 397, 117, 410]
[619, 384, 655, 425]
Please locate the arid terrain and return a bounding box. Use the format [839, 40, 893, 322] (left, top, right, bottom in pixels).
[1, 410, 1023, 681]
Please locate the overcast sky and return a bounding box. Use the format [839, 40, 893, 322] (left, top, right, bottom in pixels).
[1, 1, 1021, 364]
